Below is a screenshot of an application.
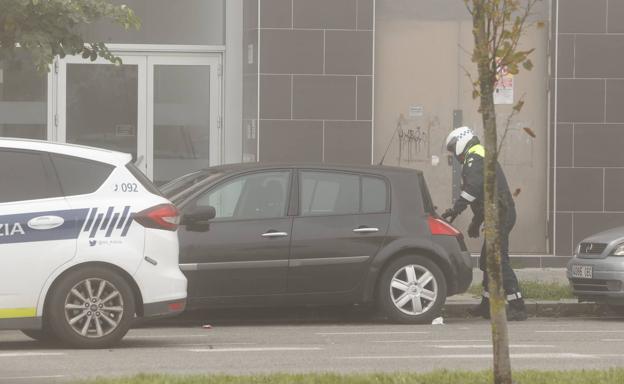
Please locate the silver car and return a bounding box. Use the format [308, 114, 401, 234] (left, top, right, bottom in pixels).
[567, 227, 624, 312]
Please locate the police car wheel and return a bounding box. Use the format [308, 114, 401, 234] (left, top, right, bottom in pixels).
[377, 255, 447, 324]
[47, 266, 135, 349]
[20, 328, 57, 343]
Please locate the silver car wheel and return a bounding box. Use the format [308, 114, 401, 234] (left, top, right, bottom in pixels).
[389, 264, 438, 316]
[64, 278, 124, 338]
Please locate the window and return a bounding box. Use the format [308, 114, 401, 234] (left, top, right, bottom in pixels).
[0, 150, 62, 203]
[300, 172, 360, 215]
[362, 176, 388, 213]
[195, 171, 290, 220]
[49, 155, 114, 197]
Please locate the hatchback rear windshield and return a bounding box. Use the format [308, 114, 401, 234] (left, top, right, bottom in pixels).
[418, 173, 436, 215]
[126, 163, 163, 196]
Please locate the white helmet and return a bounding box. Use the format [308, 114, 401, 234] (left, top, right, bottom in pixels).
[445, 126, 475, 157]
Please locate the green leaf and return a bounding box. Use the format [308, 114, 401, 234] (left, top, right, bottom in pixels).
[522, 59, 534, 71]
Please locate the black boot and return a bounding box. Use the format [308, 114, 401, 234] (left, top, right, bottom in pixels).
[507, 298, 528, 321]
[469, 296, 490, 319]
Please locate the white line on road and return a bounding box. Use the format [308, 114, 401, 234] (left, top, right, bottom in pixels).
[433, 345, 555, 349]
[187, 347, 324, 353]
[372, 339, 489, 344]
[126, 334, 214, 339]
[339, 353, 598, 360]
[0, 352, 65, 358]
[602, 339, 624, 342]
[537, 330, 624, 334]
[0, 375, 65, 381]
[317, 331, 429, 336]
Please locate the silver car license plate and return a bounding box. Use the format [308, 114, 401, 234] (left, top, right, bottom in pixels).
[572, 265, 593, 279]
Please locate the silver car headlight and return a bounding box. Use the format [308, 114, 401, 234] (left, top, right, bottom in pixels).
[575, 243, 581, 256]
[611, 243, 624, 256]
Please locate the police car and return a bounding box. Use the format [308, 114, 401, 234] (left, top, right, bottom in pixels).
[0, 139, 187, 348]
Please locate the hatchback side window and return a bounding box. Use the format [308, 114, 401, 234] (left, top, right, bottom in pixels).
[51, 154, 114, 196]
[300, 172, 360, 215]
[362, 176, 388, 213]
[195, 171, 291, 220]
[0, 150, 62, 203]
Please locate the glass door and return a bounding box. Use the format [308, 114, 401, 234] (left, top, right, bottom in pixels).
[56, 55, 147, 172]
[54, 53, 222, 182]
[147, 55, 221, 185]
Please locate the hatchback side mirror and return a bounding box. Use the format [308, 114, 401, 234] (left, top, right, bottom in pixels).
[182, 206, 216, 226]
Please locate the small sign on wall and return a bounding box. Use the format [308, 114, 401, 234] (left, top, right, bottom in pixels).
[115, 124, 135, 137]
[494, 63, 514, 105]
[408, 105, 424, 118]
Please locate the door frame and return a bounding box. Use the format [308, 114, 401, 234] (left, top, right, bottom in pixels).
[54, 55, 148, 171]
[51, 51, 223, 179]
[146, 54, 222, 179]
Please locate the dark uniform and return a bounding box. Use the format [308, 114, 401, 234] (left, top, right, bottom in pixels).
[442, 141, 526, 320]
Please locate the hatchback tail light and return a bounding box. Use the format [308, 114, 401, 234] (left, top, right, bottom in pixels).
[428, 216, 461, 236]
[134, 204, 180, 231]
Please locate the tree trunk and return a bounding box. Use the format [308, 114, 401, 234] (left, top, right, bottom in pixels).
[472, 2, 513, 384]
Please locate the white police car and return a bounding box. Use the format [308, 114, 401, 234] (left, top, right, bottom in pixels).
[0, 139, 187, 348]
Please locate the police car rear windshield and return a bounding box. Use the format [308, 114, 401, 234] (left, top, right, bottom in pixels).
[126, 163, 163, 197]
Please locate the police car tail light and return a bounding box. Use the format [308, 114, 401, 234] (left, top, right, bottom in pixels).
[428, 216, 461, 237]
[135, 204, 180, 231]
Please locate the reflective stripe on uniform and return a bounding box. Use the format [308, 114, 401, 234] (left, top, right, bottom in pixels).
[507, 292, 522, 301]
[460, 191, 477, 202]
[0, 308, 37, 319]
[465, 144, 485, 162]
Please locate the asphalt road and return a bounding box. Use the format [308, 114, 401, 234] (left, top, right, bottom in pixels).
[1, 317, 624, 383]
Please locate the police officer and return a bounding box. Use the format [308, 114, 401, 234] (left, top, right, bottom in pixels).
[441, 126, 527, 321]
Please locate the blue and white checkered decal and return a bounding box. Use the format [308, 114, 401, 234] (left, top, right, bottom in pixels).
[0, 206, 133, 245]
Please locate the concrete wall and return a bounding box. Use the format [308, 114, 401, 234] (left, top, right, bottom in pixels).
[254, 0, 375, 164]
[554, 0, 624, 256]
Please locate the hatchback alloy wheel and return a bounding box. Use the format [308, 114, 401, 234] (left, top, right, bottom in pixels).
[390, 264, 438, 316]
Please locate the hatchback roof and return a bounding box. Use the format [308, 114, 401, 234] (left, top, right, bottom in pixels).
[0, 138, 132, 165]
[199, 162, 423, 175]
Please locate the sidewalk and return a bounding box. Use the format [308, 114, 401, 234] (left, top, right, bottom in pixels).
[444, 268, 616, 318]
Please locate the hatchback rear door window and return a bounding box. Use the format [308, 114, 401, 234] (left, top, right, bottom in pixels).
[300, 172, 360, 215]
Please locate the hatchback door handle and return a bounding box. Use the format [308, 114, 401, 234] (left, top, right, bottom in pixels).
[353, 227, 379, 233]
[262, 231, 289, 238]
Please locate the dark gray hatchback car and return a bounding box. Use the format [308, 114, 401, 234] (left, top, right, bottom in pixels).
[162, 163, 472, 324]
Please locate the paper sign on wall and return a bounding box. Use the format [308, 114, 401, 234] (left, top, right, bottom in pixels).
[494, 63, 514, 105]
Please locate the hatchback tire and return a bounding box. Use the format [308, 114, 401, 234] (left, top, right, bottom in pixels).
[378, 255, 447, 324]
[46, 267, 135, 349]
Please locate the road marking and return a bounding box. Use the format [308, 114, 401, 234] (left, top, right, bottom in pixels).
[0, 352, 65, 358]
[339, 353, 598, 360]
[317, 331, 429, 336]
[433, 344, 555, 349]
[187, 347, 323, 353]
[173, 342, 256, 347]
[372, 339, 489, 344]
[536, 330, 624, 334]
[126, 334, 214, 339]
[0, 375, 65, 381]
[602, 339, 624, 342]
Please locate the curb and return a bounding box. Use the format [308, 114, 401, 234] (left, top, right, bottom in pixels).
[442, 301, 615, 319]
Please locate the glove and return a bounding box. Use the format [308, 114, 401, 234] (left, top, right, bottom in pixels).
[441, 208, 458, 223]
[468, 220, 481, 238]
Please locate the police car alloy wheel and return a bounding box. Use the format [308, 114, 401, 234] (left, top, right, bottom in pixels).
[47, 267, 135, 349]
[377, 255, 447, 324]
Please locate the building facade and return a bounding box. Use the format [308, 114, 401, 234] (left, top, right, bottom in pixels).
[0, 0, 621, 264]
